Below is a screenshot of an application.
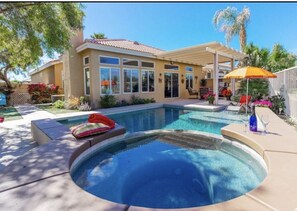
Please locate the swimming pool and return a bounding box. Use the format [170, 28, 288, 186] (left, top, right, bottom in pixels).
[59, 107, 245, 135]
[71, 131, 267, 209]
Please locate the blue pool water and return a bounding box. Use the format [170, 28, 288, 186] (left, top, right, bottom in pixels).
[71, 133, 267, 209]
[60, 107, 245, 134]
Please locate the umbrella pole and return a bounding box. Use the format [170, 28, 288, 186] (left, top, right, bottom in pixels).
[246, 78, 249, 115]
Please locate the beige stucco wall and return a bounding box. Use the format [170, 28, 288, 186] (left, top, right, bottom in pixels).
[63, 30, 84, 99]
[54, 63, 63, 93]
[30, 63, 64, 94]
[31, 66, 55, 85]
[79, 50, 204, 108]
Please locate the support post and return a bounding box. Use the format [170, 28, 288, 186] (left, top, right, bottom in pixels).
[213, 52, 219, 104]
[231, 59, 235, 94]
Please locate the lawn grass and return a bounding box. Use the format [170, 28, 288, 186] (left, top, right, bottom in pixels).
[36, 104, 80, 114]
[0, 106, 23, 121]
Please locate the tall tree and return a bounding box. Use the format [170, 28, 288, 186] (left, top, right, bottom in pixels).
[268, 44, 297, 72]
[213, 6, 250, 52]
[0, 3, 84, 93]
[91, 33, 106, 39]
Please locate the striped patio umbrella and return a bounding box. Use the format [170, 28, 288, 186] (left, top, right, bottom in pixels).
[224, 66, 277, 114]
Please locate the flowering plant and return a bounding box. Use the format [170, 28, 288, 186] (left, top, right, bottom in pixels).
[28, 83, 59, 104]
[222, 89, 232, 97]
[203, 92, 215, 104]
[253, 100, 272, 108]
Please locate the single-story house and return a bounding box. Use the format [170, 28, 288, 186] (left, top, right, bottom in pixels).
[31, 30, 246, 108]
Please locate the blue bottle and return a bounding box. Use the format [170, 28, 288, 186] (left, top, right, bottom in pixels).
[249, 104, 257, 132]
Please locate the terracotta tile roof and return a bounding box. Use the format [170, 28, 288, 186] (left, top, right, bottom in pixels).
[85, 39, 165, 55]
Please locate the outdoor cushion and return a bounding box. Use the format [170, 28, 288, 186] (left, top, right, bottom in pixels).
[71, 122, 111, 139]
[88, 113, 115, 129]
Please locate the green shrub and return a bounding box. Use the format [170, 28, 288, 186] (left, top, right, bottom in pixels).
[65, 96, 80, 110]
[231, 95, 240, 103]
[53, 100, 65, 109]
[116, 100, 130, 107]
[269, 94, 286, 114]
[79, 96, 90, 104]
[131, 95, 155, 105]
[100, 95, 117, 108]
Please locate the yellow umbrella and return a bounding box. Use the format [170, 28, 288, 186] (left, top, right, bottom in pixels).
[224, 66, 277, 114]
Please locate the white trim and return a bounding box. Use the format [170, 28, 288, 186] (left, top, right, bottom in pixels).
[83, 67, 91, 96]
[123, 68, 140, 94]
[164, 64, 180, 71]
[141, 60, 155, 69]
[141, 69, 155, 93]
[77, 43, 156, 59]
[99, 66, 121, 96]
[83, 56, 89, 66]
[99, 55, 120, 66]
[122, 58, 139, 67]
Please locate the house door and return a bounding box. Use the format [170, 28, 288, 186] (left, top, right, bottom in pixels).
[164, 73, 179, 98]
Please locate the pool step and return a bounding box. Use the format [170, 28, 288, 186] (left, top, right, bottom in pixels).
[158, 133, 220, 150]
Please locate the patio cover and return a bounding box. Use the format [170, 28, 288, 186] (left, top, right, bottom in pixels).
[156, 42, 246, 66]
[156, 42, 247, 104]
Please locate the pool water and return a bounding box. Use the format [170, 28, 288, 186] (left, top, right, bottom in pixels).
[71, 133, 267, 209]
[60, 107, 244, 135]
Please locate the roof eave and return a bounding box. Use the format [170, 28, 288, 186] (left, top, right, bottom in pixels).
[76, 42, 157, 59]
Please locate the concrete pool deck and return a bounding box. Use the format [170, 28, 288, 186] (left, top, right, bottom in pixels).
[1, 103, 297, 210]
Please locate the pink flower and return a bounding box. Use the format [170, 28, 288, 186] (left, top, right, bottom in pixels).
[254, 100, 272, 107]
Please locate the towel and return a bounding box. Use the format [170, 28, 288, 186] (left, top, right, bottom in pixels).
[88, 113, 115, 129]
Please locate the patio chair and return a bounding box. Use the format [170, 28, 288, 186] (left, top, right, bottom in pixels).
[229, 95, 252, 113]
[187, 87, 199, 99]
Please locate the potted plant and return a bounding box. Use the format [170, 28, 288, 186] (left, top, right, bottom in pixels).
[222, 89, 232, 100]
[204, 92, 215, 104]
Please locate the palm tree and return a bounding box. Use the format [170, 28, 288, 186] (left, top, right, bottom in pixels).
[90, 33, 106, 39]
[213, 6, 250, 52]
[244, 43, 270, 69]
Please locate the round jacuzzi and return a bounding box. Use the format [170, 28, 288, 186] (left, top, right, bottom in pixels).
[70, 130, 267, 209]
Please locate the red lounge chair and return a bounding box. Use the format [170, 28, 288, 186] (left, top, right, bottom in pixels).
[230, 95, 252, 112]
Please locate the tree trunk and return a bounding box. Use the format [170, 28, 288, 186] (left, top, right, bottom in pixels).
[239, 25, 247, 52]
[0, 70, 13, 90]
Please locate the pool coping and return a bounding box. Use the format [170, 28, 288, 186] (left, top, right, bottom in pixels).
[1, 107, 297, 210]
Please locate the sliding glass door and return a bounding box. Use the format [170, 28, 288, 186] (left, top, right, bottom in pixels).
[164, 73, 179, 98]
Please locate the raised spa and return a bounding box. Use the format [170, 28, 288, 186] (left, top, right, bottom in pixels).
[71, 131, 267, 209]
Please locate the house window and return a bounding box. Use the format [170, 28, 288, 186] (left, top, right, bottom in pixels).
[123, 69, 139, 93]
[142, 70, 155, 92]
[141, 61, 155, 68]
[84, 67, 90, 95]
[83, 56, 89, 65]
[123, 58, 139, 67]
[100, 67, 120, 95]
[99, 56, 120, 65]
[186, 73, 193, 89]
[207, 72, 212, 79]
[186, 66, 193, 71]
[164, 64, 179, 70]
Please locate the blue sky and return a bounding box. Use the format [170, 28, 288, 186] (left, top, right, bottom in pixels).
[83, 2, 297, 54]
